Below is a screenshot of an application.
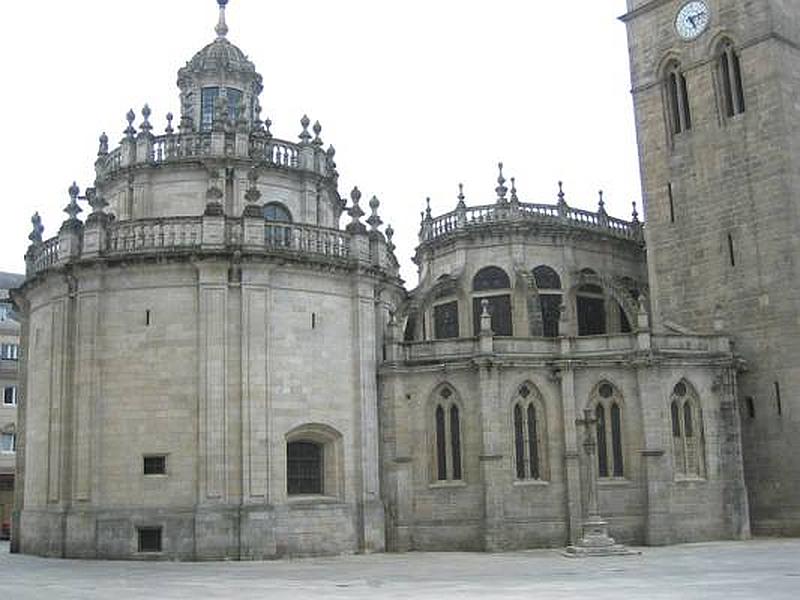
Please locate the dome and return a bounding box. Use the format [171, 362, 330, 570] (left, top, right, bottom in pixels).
[184, 37, 257, 76]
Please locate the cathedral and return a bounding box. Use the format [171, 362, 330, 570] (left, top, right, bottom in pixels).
[8, 0, 798, 559]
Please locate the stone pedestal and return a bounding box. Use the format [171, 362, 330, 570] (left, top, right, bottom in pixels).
[564, 514, 637, 557]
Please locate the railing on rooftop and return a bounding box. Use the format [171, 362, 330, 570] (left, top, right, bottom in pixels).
[24, 216, 385, 278]
[96, 130, 330, 180]
[422, 202, 644, 244]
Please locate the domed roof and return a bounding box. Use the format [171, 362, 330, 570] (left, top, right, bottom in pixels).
[185, 37, 257, 75]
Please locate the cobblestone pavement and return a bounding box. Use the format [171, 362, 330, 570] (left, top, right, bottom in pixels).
[2, 539, 799, 599]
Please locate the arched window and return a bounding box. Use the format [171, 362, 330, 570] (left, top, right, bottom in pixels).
[472, 267, 513, 336]
[263, 202, 292, 223]
[285, 424, 343, 497]
[670, 381, 706, 478]
[433, 386, 463, 482]
[533, 266, 562, 338]
[577, 273, 606, 336]
[532, 266, 561, 290]
[513, 384, 547, 480]
[264, 203, 293, 249]
[593, 382, 624, 478]
[665, 62, 692, 134]
[473, 267, 511, 291]
[287, 441, 323, 495]
[719, 41, 745, 118]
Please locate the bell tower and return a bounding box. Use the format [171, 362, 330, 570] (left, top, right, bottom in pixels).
[622, 0, 800, 535]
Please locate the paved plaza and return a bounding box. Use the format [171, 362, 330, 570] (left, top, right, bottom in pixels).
[2, 538, 800, 599]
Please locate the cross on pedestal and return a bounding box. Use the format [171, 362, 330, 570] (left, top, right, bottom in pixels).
[564, 409, 637, 557]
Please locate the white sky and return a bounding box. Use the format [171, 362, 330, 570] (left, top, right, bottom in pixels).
[0, 0, 639, 284]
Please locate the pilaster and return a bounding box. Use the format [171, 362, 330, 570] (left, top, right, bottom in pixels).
[351, 276, 385, 553]
[196, 262, 229, 505]
[558, 339, 583, 544]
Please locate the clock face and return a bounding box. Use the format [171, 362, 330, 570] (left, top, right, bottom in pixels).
[675, 1, 711, 40]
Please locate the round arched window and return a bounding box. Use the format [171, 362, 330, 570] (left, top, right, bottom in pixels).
[263, 203, 292, 223]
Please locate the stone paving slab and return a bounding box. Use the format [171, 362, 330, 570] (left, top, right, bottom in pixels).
[2, 539, 799, 599]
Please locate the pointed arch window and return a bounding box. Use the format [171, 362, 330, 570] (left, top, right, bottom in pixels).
[719, 41, 745, 118]
[594, 382, 624, 478]
[665, 63, 692, 134]
[434, 387, 463, 482]
[670, 381, 706, 478]
[513, 384, 547, 480]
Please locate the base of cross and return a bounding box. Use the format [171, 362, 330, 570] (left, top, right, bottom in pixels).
[563, 515, 640, 558]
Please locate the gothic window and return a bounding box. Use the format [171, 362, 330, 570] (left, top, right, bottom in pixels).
[513, 384, 547, 480]
[671, 381, 706, 478]
[719, 41, 745, 118]
[665, 62, 692, 134]
[472, 267, 513, 336]
[434, 301, 459, 339]
[287, 441, 324, 495]
[594, 382, 624, 478]
[533, 266, 562, 338]
[577, 283, 606, 336]
[434, 387, 463, 482]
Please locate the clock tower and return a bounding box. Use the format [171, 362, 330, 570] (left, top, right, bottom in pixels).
[622, 0, 800, 536]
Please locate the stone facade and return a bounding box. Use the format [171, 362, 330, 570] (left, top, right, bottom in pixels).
[622, 0, 800, 536]
[0, 273, 23, 540]
[9, 1, 758, 559]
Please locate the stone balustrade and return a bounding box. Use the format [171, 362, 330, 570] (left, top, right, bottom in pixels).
[393, 332, 732, 364]
[96, 130, 332, 181]
[26, 215, 395, 278]
[422, 201, 643, 244]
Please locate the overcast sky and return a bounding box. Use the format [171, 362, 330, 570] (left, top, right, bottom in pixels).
[0, 0, 638, 283]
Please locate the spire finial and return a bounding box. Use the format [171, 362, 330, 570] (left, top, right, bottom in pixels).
[495, 162, 508, 203]
[216, 0, 229, 39]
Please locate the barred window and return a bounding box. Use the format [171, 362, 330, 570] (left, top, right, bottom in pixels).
[287, 441, 323, 495]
